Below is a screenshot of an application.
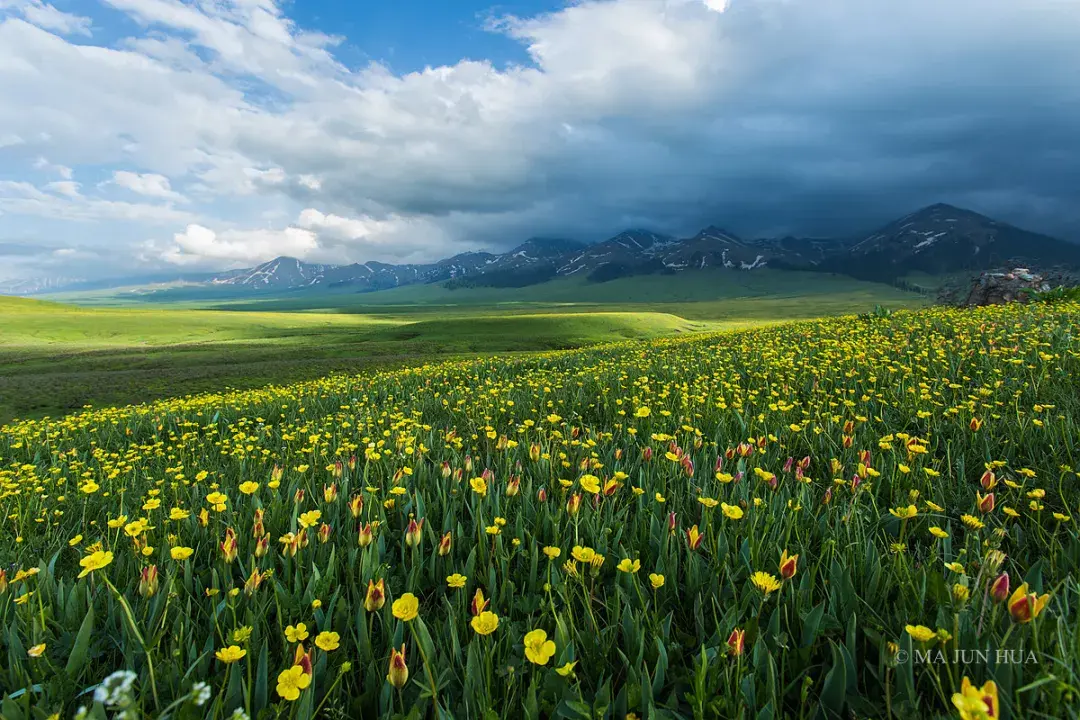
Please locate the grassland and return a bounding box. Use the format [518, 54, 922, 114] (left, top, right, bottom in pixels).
[0, 301, 1076, 719]
[1, 271, 925, 424]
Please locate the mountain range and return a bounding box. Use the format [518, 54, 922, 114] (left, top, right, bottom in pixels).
[5, 203, 1079, 297]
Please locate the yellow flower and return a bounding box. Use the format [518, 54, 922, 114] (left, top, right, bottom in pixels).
[470, 477, 488, 497]
[471, 611, 499, 635]
[276, 665, 311, 701]
[77, 550, 113, 579]
[721, 503, 744, 520]
[169, 508, 190, 521]
[447, 573, 467, 588]
[889, 505, 918, 519]
[27, 644, 46, 658]
[524, 629, 557, 665]
[616, 558, 641, 574]
[649, 573, 665, 589]
[945, 562, 966, 574]
[578, 474, 601, 494]
[298, 510, 322, 529]
[205, 491, 227, 506]
[542, 546, 561, 559]
[555, 660, 577, 677]
[905, 624, 936, 643]
[68, 534, 83, 547]
[285, 623, 309, 643]
[634, 406, 651, 418]
[215, 645, 247, 663]
[929, 526, 949, 539]
[698, 497, 719, 509]
[571, 545, 596, 563]
[392, 593, 419, 622]
[315, 631, 340, 651]
[952, 677, 999, 720]
[239, 481, 259, 495]
[751, 571, 782, 595]
[170, 546, 194, 561]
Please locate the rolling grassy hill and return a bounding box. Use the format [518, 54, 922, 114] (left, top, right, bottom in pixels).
[3, 272, 927, 423]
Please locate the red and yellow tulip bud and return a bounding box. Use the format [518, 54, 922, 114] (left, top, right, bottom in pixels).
[271, 465, 284, 482]
[737, 442, 754, 457]
[823, 487, 833, 505]
[294, 488, 305, 504]
[850, 475, 862, 492]
[318, 523, 332, 544]
[969, 417, 983, 431]
[138, 564, 159, 598]
[252, 510, 265, 538]
[332, 461, 344, 479]
[323, 483, 338, 503]
[438, 531, 452, 556]
[667, 511, 677, 534]
[198, 508, 209, 527]
[440, 461, 452, 478]
[681, 456, 695, 478]
[299, 528, 309, 548]
[1008, 583, 1050, 623]
[566, 493, 582, 516]
[727, 628, 745, 656]
[843, 420, 855, 434]
[783, 457, 794, 473]
[348, 455, 357, 470]
[990, 572, 1010, 604]
[506, 476, 521, 497]
[798, 456, 811, 471]
[979, 470, 997, 490]
[779, 550, 798, 580]
[724, 447, 735, 461]
[614, 448, 623, 461]
[482, 467, 494, 483]
[452, 468, 464, 482]
[294, 644, 314, 675]
[977, 492, 995, 514]
[537, 487, 547, 502]
[244, 568, 265, 595]
[0, 569, 7, 594]
[642, 446, 653, 462]
[392, 468, 404, 484]
[842, 435, 854, 449]
[756, 436, 767, 450]
[387, 645, 408, 689]
[603, 478, 619, 496]
[858, 449, 871, 465]
[221, 528, 238, 563]
[255, 532, 270, 558]
[348, 494, 364, 518]
[405, 518, 424, 548]
[470, 588, 489, 616]
[686, 524, 703, 551]
[464, 455, 473, 472]
[358, 523, 374, 548]
[365, 579, 385, 612]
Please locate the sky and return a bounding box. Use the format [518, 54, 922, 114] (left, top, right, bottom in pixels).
[1, 0, 1079, 283]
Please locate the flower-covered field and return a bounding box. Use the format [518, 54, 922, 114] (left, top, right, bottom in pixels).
[1, 302, 1079, 720]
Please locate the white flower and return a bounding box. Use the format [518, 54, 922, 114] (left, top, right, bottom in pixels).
[191, 681, 212, 706]
[93, 670, 137, 706]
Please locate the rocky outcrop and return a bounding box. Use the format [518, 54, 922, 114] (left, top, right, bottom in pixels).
[960, 268, 1050, 306]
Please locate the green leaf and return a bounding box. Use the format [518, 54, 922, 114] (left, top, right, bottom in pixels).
[818, 642, 847, 717]
[65, 603, 95, 679]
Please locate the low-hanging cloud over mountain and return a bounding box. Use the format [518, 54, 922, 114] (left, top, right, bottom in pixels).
[1, 0, 1078, 280]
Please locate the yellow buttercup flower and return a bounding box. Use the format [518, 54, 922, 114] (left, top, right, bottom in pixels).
[471, 611, 499, 635]
[523, 629, 556, 665]
[392, 593, 419, 622]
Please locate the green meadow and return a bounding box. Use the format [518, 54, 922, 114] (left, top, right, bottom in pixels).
[2, 271, 926, 424]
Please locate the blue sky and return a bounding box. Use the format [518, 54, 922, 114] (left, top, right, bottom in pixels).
[1, 0, 1079, 285]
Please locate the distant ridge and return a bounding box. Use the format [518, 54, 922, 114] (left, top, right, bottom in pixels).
[7, 204, 1079, 297]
